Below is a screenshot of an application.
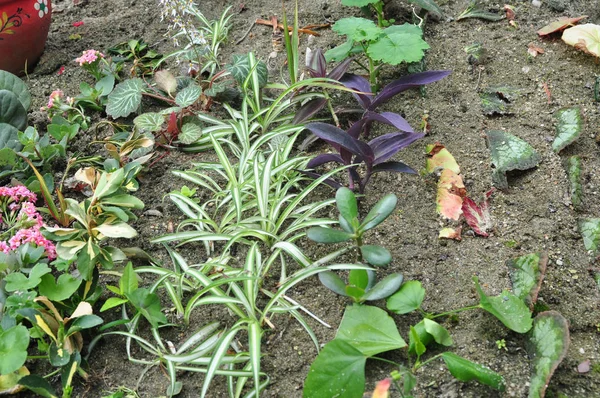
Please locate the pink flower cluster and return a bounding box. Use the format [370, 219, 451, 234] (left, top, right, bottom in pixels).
[0, 186, 56, 260]
[75, 49, 104, 66]
[47, 89, 64, 108]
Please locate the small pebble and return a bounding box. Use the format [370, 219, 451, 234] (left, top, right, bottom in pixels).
[532, 0, 542, 7]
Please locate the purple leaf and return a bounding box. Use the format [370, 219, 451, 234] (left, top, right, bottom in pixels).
[305, 122, 374, 162]
[369, 132, 424, 164]
[298, 170, 343, 189]
[372, 161, 417, 174]
[340, 74, 373, 109]
[307, 48, 327, 77]
[363, 111, 415, 133]
[328, 58, 353, 81]
[370, 70, 452, 110]
[293, 98, 328, 124]
[347, 119, 366, 139]
[307, 153, 345, 169]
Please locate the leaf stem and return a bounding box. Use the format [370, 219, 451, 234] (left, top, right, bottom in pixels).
[429, 304, 481, 319]
[371, 356, 402, 367]
[413, 353, 443, 372]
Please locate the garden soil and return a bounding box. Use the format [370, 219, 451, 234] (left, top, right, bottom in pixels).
[19, 0, 600, 396]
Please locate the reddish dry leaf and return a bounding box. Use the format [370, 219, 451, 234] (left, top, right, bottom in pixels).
[528, 43, 545, 57]
[537, 16, 588, 36]
[370, 378, 391, 398]
[462, 188, 495, 236]
[438, 169, 466, 220]
[439, 227, 462, 241]
[426, 143, 460, 174]
[504, 5, 516, 21]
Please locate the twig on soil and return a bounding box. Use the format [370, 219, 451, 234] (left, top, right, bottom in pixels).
[254, 18, 326, 36]
[236, 21, 256, 44]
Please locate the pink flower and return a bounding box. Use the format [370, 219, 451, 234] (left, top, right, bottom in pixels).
[75, 49, 104, 66]
[47, 89, 64, 108]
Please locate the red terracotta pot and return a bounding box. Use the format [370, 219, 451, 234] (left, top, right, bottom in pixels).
[0, 0, 52, 75]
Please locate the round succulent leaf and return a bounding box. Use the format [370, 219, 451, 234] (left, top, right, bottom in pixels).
[332, 17, 382, 42]
[178, 123, 203, 145]
[360, 244, 392, 267]
[335, 187, 358, 227]
[360, 193, 397, 232]
[318, 271, 349, 297]
[0, 325, 29, 374]
[0, 71, 31, 110]
[362, 273, 403, 301]
[367, 31, 430, 65]
[307, 226, 353, 243]
[386, 280, 425, 314]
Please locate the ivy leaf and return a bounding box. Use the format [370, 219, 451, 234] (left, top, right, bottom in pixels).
[38, 273, 82, 302]
[473, 276, 533, 333]
[507, 252, 548, 310]
[579, 218, 600, 255]
[336, 305, 406, 356]
[134, 112, 164, 132]
[227, 54, 268, 88]
[527, 311, 570, 398]
[4, 263, 51, 292]
[441, 352, 506, 391]
[552, 107, 583, 153]
[386, 280, 425, 314]
[106, 78, 144, 119]
[332, 17, 381, 43]
[367, 31, 430, 65]
[126, 288, 167, 328]
[0, 325, 29, 374]
[178, 123, 203, 144]
[0, 70, 31, 110]
[486, 130, 541, 189]
[175, 84, 202, 108]
[302, 339, 366, 398]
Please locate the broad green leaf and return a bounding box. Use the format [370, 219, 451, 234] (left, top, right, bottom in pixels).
[94, 222, 138, 239]
[100, 297, 129, 312]
[0, 147, 17, 168]
[441, 352, 506, 391]
[95, 74, 115, 96]
[552, 107, 583, 153]
[473, 276, 533, 333]
[0, 89, 26, 149]
[101, 194, 144, 209]
[423, 319, 453, 346]
[106, 78, 144, 118]
[579, 218, 600, 254]
[120, 262, 138, 295]
[562, 24, 600, 58]
[409, 325, 426, 356]
[348, 269, 369, 290]
[0, 123, 22, 151]
[345, 285, 365, 301]
[332, 17, 381, 43]
[486, 130, 541, 189]
[325, 40, 354, 62]
[336, 305, 406, 356]
[408, 320, 433, 355]
[360, 193, 397, 232]
[336, 187, 358, 227]
[17, 375, 58, 398]
[227, 54, 268, 88]
[341, 0, 378, 6]
[318, 271, 349, 297]
[386, 280, 425, 314]
[527, 311, 570, 398]
[307, 227, 353, 243]
[567, 156, 583, 210]
[48, 342, 70, 367]
[4, 263, 51, 291]
[38, 273, 82, 301]
[0, 325, 29, 374]
[179, 123, 203, 144]
[362, 273, 403, 301]
[134, 112, 164, 132]
[507, 253, 548, 310]
[303, 339, 366, 398]
[367, 30, 429, 65]
[67, 314, 103, 335]
[360, 245, 392, 267]
[0, 71, 31, 110]
[175, 84, 202, 108]
[408, 0, 443, 18]
[126, 288, 167, 328]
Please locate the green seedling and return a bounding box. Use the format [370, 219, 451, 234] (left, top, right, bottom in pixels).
[307, 187, 396, 267]
[318, 269, 403, 304]
[496, 339, 507, 351]
[108, 39, 163, 77]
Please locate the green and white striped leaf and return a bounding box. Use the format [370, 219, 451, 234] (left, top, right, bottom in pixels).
[179, 123, 203, 144]
[175, 84, 202, 108]
[106, 78, 144, 118]
[134, 112, 164, 132]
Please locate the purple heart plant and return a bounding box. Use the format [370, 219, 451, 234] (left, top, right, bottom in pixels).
[303, 70, 451, 193]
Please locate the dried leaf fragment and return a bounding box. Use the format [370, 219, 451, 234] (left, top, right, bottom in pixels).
[462, 189, 495, 237]
[527, 43, 545, 57]
[537, 16, 587, 36]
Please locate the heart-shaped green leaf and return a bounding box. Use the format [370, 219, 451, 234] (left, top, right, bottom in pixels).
[552, 107, 583, 153]
[367, 28, 429, 65]
[179, 123, 203, 144]
[4, 263, 51, 292]
[423, 318, 453, 346]
[0, 325, 30, 374]
[336, 305, 406, 356]
[386, 280, 425, 314]
[38, 273, 82, 302]
[134, 112, 164, 132]
[332, 17, 381, 43]
[527, 311, 570, 398]
[408, 320, 433, 355]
